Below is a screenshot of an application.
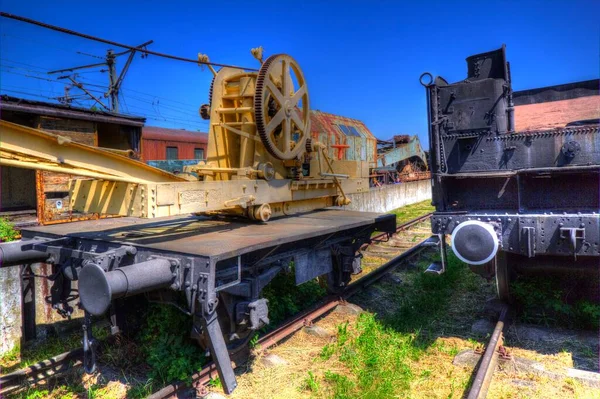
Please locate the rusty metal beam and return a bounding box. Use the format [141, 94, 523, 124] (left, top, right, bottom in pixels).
[0, 120, 185, 184]
[376, 135, 428, 168]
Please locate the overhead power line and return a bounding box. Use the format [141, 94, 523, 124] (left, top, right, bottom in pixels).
[0, 12, 257, 71]
[0, 67, 108, 89]
[1, 33, 105, 59]
[0, 57, 48, 71]
[0, 66, 204, 115]
[1, 88, 61, 101]
[0, 88, 208, 130]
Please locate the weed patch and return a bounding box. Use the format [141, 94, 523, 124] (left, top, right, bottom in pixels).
[512, 275, 600, 330]
[0, 217, 18, 242]
[324, 371, 355, 398]
[301, 371, 320, 393]
[0, 326, 102, 373]
[323, 313, 416, 398]
[126, 380, 155, 399]
[388, 200, 434, 225]
[306, 252, 485, 398]
[261, 266, 326, 326]
[139, 303, 205, 384]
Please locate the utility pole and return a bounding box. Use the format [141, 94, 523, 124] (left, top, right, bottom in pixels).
[106, 49, 118, 112]
[58, 85, 71, 105]
[48, 40, 153, 113]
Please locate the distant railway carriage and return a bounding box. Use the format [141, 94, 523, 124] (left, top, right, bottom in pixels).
[141, 126, 208, 173]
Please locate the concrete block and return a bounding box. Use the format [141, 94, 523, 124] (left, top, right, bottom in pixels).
[201, 393, 228, 399]
[335, 303, 363, 316]
[0, 267, 22, 355]
[566, 368, 600, 388]
[452, 350, 481, 367]
[510, 324, 598, 349]
[345, 180, 432, 213]
[304, 325, 331, 338]
[510, 379, 537, 388]
[260, 353, 289, 367]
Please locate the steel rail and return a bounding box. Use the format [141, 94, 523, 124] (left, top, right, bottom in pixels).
[466, 304, 510, 399]
[0, 348, 82, 394]
[0, 12, 258, 71]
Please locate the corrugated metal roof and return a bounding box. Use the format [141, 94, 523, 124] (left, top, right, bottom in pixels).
[310, 110, 376, 139]
[513, 79, 599, 105]
[515, 95, 600, 131]
[143, 126, 208, 143]
[0, 95, 146, 126]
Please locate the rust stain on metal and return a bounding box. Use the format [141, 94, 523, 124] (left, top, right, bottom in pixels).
[41, 263, 52, 321]
[310, 110, 377, 166]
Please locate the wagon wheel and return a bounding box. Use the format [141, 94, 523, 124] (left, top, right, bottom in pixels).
[254, 54, 310, 160]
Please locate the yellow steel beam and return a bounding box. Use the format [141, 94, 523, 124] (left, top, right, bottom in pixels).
[0, 120, 186, 183]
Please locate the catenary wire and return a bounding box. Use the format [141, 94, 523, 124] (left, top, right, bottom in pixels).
[1, 12, 257, 71]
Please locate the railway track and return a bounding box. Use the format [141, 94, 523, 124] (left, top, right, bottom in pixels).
[0, 212, 434, 398]
[466, 304, 511, 399]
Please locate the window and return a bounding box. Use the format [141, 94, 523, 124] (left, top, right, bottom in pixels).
[166, 146, 179, 160]
[337, 124, 352, 136]
[348, 126, 362, 137]
[337, 124, 361, 137]
[194, 148, 204, 160]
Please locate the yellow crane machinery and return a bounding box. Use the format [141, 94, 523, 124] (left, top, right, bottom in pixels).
[0, 49, 395, 394]
[0, 51, 369, 222]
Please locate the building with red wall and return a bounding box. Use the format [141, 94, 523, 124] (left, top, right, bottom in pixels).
[142, 126, 208, 161]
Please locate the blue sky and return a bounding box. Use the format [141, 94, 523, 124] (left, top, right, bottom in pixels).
[0, 1, 598, 146]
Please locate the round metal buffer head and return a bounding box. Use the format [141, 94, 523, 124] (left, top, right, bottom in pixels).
[451, 221, 499, 265]
[79, 263, 112, 316]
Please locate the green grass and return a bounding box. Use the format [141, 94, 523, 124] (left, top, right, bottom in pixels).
[0, 344, 21, 364]
[10, 388, 51, 399]
[512, 275, 600, 330]
[126, 380, 155, 399]
[383, 253, 474, 334]
[9, 384, 85, 399]
[305, 252, 483, 398]
[261, 265, 327, 326]
[0, 217, 18, 242]
[0, 325, 109, 373]
[301, 371, 320, 393]
[388, 200, 434, 225]
[138, 303, 206, 385]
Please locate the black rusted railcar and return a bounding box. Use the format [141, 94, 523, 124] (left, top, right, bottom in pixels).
[421, 45, 599, 301]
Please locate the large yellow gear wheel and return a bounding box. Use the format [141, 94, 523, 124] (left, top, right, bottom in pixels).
[254, 54, 310, 160]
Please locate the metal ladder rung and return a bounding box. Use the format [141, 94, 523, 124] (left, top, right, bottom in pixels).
[425, 262, 444, 274]
[421, 235, 440, 247]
